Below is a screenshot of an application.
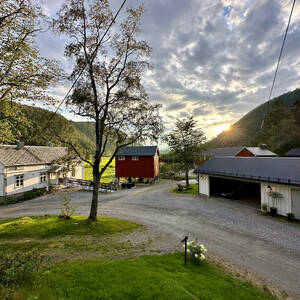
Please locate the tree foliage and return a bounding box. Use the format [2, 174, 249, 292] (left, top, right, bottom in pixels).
[52, 0, 163, 221]
[209, 89, 300, 155]
[165, 116, 206, 185]
[0, 0, 61, 102]
[0, 101, 97, 158]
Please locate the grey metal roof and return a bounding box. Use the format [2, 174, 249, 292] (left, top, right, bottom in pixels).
[285, 148, 300, 157]
[203, 147, 243, 157]
[116, 146, 158, 156]
[0, 145, 68, 167]
[194, 157, 300, 186]
[245, 147, 277, 157]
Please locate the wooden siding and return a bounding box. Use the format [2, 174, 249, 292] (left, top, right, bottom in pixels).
[235, 148, 255, 157]
[115, 155, 159, 179]
[261, 182, 291, 216]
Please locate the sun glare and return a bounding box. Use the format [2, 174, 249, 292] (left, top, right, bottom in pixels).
[214, 124, 231, 134]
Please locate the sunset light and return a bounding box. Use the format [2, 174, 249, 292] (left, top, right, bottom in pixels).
[214, 124, 231, 135]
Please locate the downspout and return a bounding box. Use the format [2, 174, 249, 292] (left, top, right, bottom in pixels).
[4, 167, 7, 199]
[46, 166, 49, 192]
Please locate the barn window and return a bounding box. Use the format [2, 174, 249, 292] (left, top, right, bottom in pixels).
[40, 172, 47, 183]
[132, 156, 139, 161]
[118, 156, 125, 161]
[15, 174, 24, 188]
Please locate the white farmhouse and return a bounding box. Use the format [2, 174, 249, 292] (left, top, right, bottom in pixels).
[0, 142, 84, 198]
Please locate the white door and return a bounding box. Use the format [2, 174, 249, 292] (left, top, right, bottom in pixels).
[291, 189, 300, 220]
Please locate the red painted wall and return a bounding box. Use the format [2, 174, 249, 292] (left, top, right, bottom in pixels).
[115, 155, 159, 178]
[235, 148, 255, 157]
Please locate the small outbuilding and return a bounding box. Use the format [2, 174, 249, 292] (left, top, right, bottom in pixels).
[194, 157, 300, 219]
[202, 146, 277, 159]
[285, 148, 300, 157]
[115, 146, 159, 182]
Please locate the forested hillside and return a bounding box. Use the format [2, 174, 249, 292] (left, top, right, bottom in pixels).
[0, 100, 100, 157]
[209, 89, 300, 155]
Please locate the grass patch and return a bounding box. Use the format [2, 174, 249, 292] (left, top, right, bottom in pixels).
[85, 157, 115, 183]
[0, 216, 141, 239]
[172, 183, 198, 195]
[18, 253, 275, 300]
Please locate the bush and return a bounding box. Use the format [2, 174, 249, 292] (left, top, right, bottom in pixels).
[59, 193, 76, 219]
[185, 239, 207, 261]
[0, 188, 50, 206]
[0, 250, 44, 287]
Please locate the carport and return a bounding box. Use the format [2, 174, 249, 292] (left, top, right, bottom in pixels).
[209, 176, 261, 208]
[194, 157, 300, 219]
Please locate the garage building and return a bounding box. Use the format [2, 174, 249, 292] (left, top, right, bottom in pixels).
[194, 157, 300, 219]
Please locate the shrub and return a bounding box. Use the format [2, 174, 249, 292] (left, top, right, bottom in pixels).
[59, 193, 76, 219]
[262, 204, 267, 211]
[0, 188, 49, 206]
[185, 239, 207, 261]
[0, 250, 44, 287]
[287, 213, 295, 222]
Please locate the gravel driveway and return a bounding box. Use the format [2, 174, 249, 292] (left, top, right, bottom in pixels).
[1, 181, 300, 298]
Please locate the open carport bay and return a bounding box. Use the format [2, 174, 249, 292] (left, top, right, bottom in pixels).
[209, 176, 261, 208]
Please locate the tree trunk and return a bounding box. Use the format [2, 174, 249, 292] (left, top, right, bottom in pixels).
[185, 168, 189, 186]
[89, 164, 100, 221]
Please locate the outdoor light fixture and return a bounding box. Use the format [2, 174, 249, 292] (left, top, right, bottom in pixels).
[267, 185, 272, 191]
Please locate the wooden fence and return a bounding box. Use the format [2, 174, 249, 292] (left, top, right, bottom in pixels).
[59, 178, 117, 192]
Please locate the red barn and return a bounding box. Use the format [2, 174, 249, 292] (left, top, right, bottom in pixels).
[115, 146, 159, 180]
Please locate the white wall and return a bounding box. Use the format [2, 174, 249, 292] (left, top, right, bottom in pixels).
[261, 182, 291, 216]
[198, 174, 210, 196]
[5, 165, 49, 196]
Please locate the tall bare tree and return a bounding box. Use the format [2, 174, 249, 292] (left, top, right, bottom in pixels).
[52, 0, 163, 221]
[0, 0, 61, 102]
[165, 116, 206, 186]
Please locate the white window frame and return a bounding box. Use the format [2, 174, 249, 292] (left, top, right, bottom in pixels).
[15, 174, 24, 188]
[40, 172, 47, 183]
[132, 156, 139, 161]
[118, 156, 125, 161]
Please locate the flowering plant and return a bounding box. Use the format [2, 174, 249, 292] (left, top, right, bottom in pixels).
[184, 239, 207, 261]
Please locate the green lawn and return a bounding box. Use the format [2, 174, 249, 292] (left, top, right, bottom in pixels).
[0, 216, 276, 300]
[0, 216, 140, 239]
[17, 253, 275, 300]
[172, 183, 198, 195]
[84, 157, 115, 183]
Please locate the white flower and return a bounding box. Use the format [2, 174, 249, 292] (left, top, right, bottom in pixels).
[187, 249, 190, 253]
[194, 254, 198, 258]
[183, 244, 185, 248]
[200, 254, 205, 261]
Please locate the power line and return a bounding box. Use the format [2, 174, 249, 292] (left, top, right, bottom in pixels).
[261, 0, 296, 129]
[13, 0, 127, 165]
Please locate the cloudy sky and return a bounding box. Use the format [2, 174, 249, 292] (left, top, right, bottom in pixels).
[38, 0, 300, 139]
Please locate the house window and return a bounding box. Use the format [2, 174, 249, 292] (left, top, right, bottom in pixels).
[40, 172, 47, 183]
[118, 156, 125, 161]
[15, 174, 24, 188]
[132, 156, 139, 161]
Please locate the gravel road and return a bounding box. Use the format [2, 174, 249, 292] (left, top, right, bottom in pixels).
[0, 181, 300, 298]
